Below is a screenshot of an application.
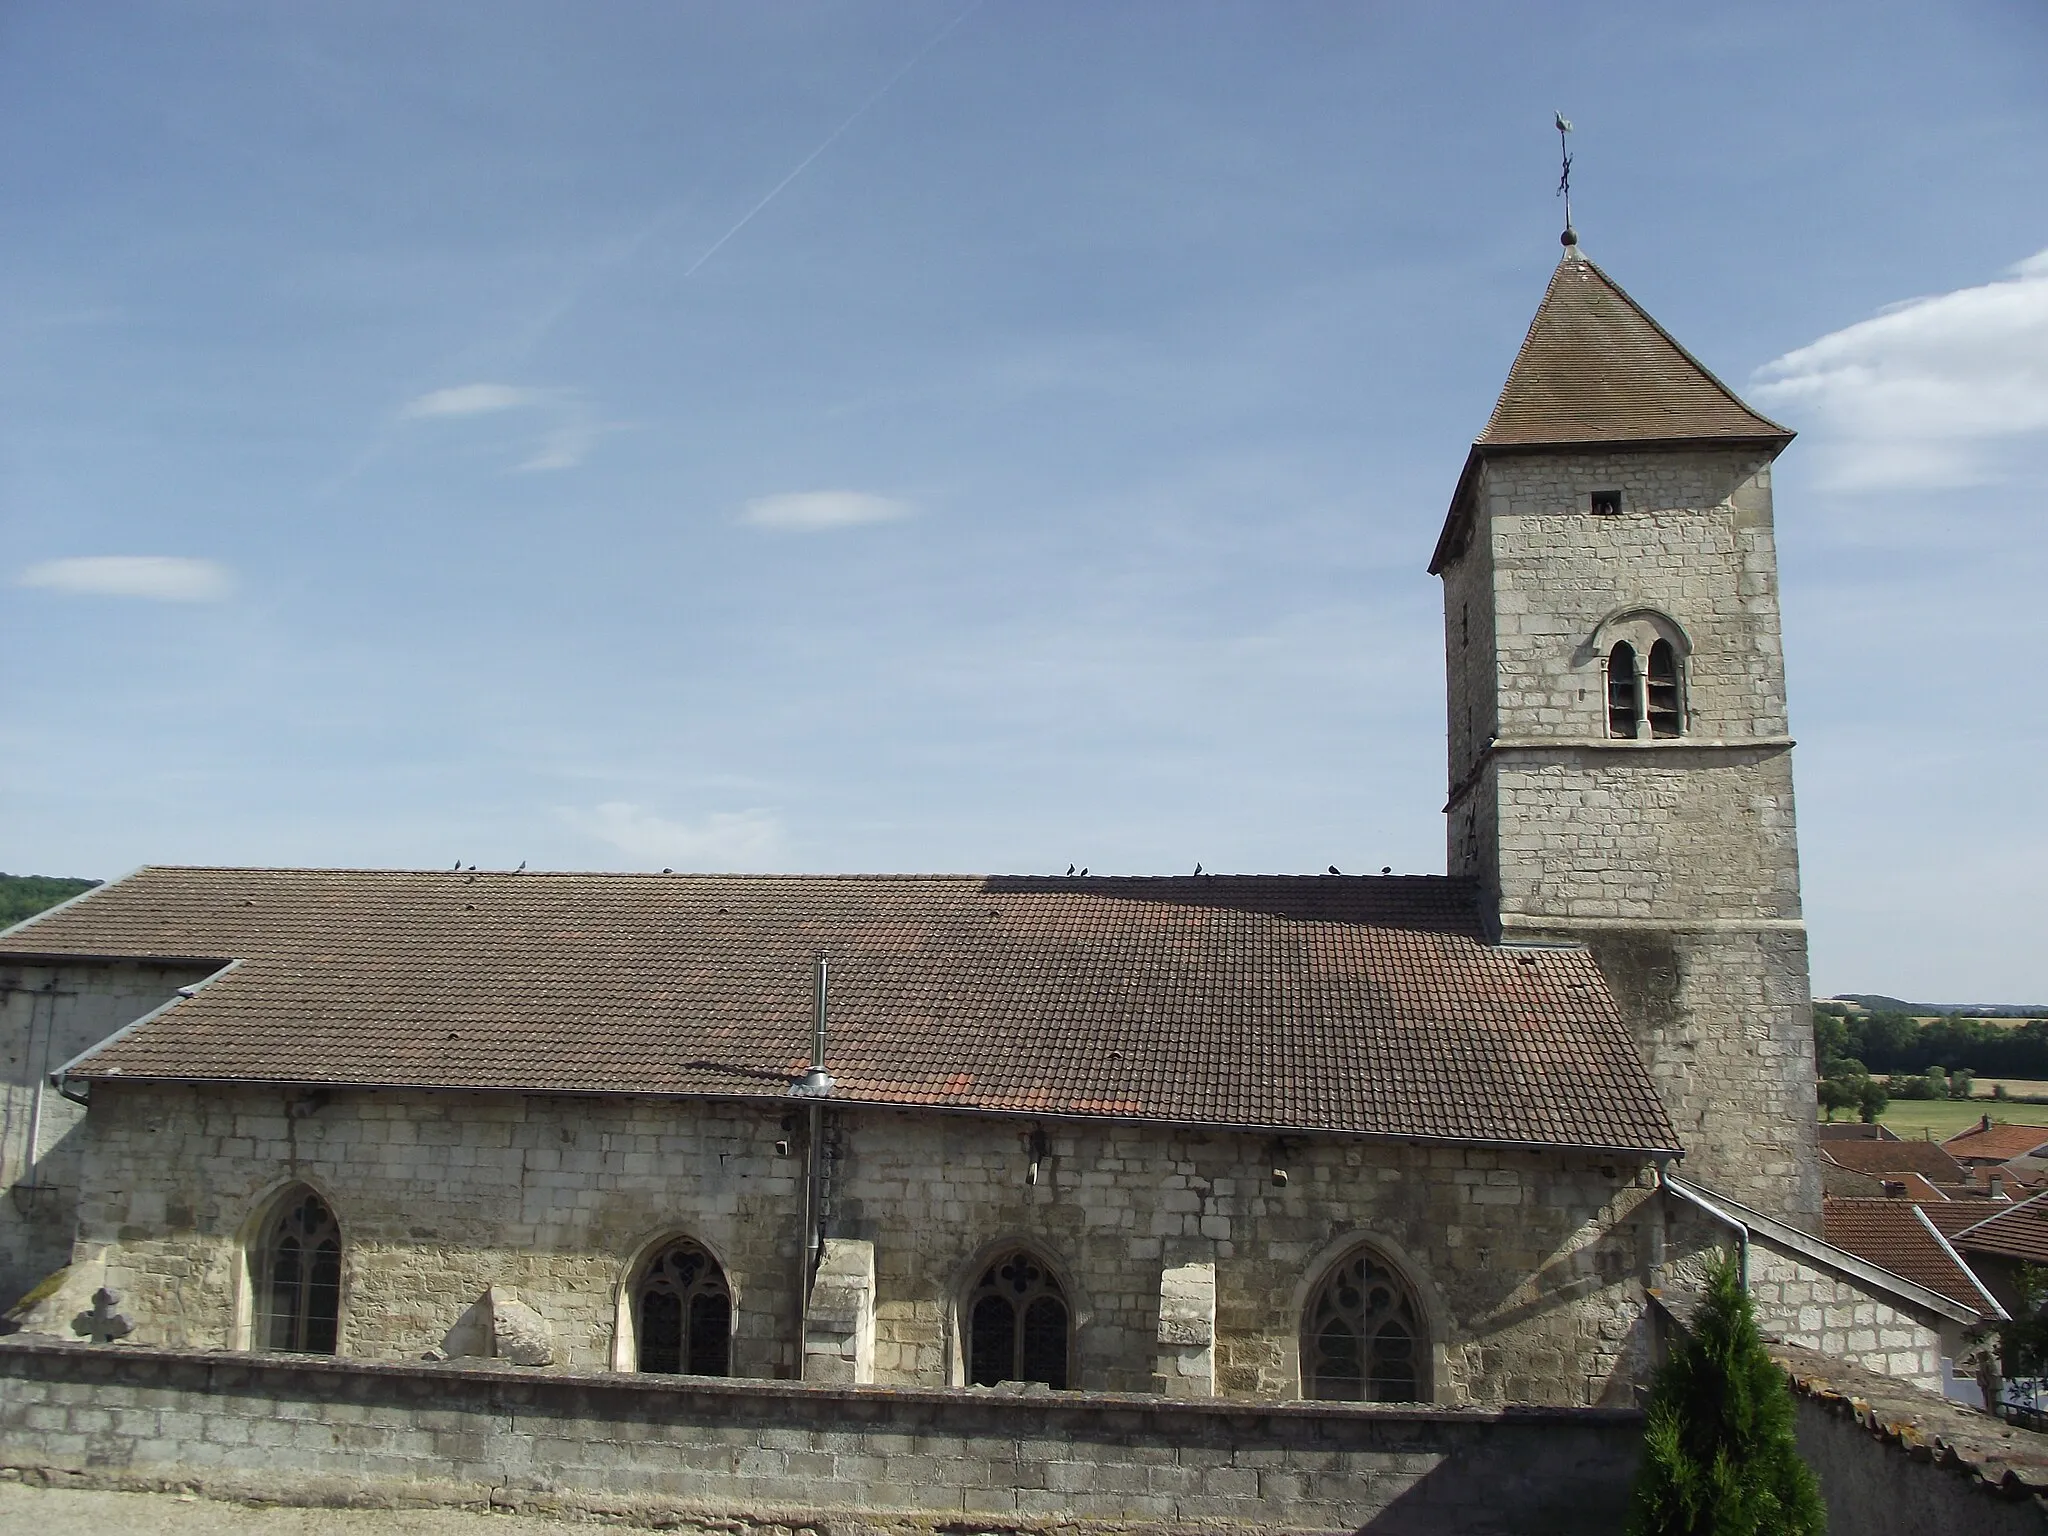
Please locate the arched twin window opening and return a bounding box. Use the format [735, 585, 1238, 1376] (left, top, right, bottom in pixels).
[635, 1238, 731, 1375]
[968, 1249, 1070, 1389]
[1607, 639, 1684, 739]
[1303, 1245, 1425, 1402]
[259, 1188, 342, 1354]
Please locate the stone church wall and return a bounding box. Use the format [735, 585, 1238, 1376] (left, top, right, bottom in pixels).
[0, 1336, 1645, 1534]
[0, 960, 217, 1309]
[63, 1080, 1665, 1406]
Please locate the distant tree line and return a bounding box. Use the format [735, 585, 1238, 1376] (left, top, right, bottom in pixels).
[0, 873, 99, 929]
[1815, 1004, 2048, 1082]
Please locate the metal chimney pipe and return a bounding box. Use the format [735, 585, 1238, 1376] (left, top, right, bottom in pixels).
[812, 953, 829, 1073]
[791, 952, 835, 1098]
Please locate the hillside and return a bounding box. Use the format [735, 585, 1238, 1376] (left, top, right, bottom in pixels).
[1828, 993, 2048, 1019]
[0, 873, 101, 929]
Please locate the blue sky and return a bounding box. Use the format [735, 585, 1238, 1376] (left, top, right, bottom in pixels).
[3, 2, 2044, 1000]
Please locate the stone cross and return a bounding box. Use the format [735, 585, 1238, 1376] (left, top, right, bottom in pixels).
[72, 1287, 133, 1345]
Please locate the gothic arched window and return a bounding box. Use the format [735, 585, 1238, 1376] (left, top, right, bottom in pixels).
[967, 1249, 1070, 1389]
[1606, 642, 1641, 739]
[1646, 639, 1684, 738]
[258, 1188, 342, 1354]
[634, 1239, 731, 1375]
[1302, 1245, 1425, 1402]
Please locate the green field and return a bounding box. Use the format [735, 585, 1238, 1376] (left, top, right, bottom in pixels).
[1828, 1098, 2048, 1140]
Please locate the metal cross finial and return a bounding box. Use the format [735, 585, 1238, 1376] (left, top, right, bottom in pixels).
[1555, 113, 1577, 248]
[72, 1287, 133, 1345]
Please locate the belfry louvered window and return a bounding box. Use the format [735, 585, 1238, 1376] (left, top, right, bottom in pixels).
[635, 1239, 732, 1375]
[1646, 639, 1683, 737]
[1606, 642, 1641, 738]
[1302, 1246, 1425, 1402]
[258, 1188, 342, 1353]
[967, 1249, 1070, 1388]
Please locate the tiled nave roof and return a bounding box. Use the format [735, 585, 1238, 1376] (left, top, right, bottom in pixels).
[0, 865, 1679, 1154]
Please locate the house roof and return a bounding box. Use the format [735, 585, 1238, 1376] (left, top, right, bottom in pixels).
[1476, 251, 1792, 451]
[1816, 1122, 1900, 1142]
[0, 866, 1681, 1154]
[1821, 1199, 2000, 1318]
[1819, 1138, 1967, 1182]
[1943, 1121, 2048, 1162]
[1927, 1194, 2048, 1267]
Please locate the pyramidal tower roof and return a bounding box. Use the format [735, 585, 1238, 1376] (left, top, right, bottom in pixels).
[1477, 247, 1791, 448]
[1431, 245, 1793, 572]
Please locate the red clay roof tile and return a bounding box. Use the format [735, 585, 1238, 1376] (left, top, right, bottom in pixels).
[1823, 1198, 1997, 1317]
[1943, 1121, 2048, 1162]
[1820, 1139, 1967, 1181]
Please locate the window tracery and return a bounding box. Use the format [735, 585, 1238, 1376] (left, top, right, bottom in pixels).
[1302, 1245, 1424, 1402]
[634, 1238, 731, 1375]
[967, 1248, 1069, 1388]
[257, 1187, 342, 1354]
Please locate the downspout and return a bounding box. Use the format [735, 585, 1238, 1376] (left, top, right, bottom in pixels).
[23, 989, 48, 1172]
[1660, 1168, 1750, 1289]
[788, 952, 835, 1375]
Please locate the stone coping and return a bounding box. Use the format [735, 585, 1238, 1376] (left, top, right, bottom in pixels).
[0, 1334, 1640, 1428]
[1774, 1343, 2048, 1503]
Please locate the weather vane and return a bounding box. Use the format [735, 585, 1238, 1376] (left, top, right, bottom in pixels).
[1555, 113, 1577, 248]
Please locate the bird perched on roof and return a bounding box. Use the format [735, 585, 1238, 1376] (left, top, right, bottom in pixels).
[1328, 865, 1341, 876]
[1381, 866, 1392, 875]
[453, 859, 462, 870]
[514, 861, 526, 873]
[1193, 863, 1202, 876]
[1079, 868, 1088, 877]
[1066, 864, 1075, 876]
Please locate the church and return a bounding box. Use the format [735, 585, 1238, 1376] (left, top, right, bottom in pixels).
[0, 239, 1980, 1408]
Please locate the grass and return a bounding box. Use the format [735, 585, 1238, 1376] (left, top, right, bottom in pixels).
[1820, 1097, 2048, 1140]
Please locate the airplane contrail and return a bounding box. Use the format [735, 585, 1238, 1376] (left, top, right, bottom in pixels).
[679, 0, 986, 281]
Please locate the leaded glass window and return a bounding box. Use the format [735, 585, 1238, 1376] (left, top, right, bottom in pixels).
[258, 1189, 342, 1354]
[635, 1239, 731, 1375]
[1303, 1247, 1424, 1402]
[967, 1249, 1069, 1388]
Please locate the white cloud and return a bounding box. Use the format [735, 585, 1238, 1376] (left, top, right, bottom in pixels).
[564, 801, 787, 869]
[740, 491, 914, 531]
[19, 556, 234, 602]
[1751, 248, 2048, 489]
[518, 409, 601, 473]
[402, 383, 546, 419]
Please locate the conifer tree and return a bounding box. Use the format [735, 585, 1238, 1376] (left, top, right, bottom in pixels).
[1627, 1249, 1825, 1536]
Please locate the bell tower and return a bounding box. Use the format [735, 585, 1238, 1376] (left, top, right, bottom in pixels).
[1432, 240, 1820, 1225]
